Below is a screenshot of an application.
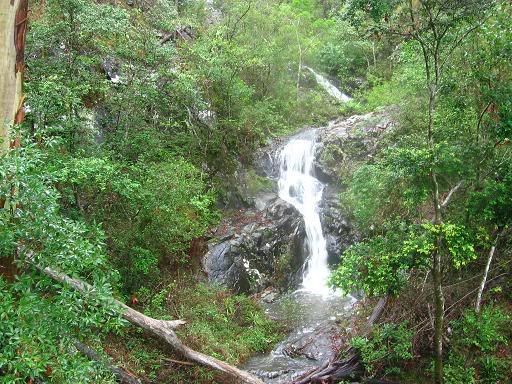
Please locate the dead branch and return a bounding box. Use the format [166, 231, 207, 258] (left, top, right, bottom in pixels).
[40, 266, 264, 384]
[164, 358, 195, 366]
[475, 232, 502, 313]
[74, 341, 142, 384]
[440, 180, 463, 209]
[292, 297, 388, 384]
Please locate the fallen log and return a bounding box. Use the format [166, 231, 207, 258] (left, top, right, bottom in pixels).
[74, 342, 142, 384]
[293, 297, 388, 384]
[40, 266, 264, 384]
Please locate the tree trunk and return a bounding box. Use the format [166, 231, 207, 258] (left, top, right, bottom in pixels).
[475, 234, 499, 313]
[40, 265, 264, 384]
[0, 0, 27, 153]
[420, 33, 444, 382]
[432, 247, 444, 384]
[430, 90, 445, 384]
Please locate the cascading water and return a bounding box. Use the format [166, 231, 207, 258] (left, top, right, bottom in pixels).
[244, 129, 356, 382]
[244, 115, 361, 381]
[278, 130, 332, 297]
[305, 67, 352, 103]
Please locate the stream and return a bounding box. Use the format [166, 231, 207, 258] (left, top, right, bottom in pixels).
[244, 127, 356, 382]
[305, 67, 352, 103]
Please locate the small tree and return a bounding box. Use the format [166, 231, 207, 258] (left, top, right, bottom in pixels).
[337, 1, 496, 382]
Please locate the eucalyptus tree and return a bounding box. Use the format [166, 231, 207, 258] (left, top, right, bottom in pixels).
[0, 0, 27, 153]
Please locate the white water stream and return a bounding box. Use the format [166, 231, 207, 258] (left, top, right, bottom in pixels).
[244, 129, 356, 382]
[278, 131, 332, 297]
[305, 67, 352, 103]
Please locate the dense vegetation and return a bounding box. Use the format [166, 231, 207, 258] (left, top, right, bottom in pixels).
[0, 0, 511, 383]
[1, 0, 342, 382]
[329, 1, 512, 383]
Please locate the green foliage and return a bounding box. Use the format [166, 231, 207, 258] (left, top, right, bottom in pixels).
[12, 0, 512, 381]
[330, 222, 477, 296]
[422, 223, 478, 269]
[346, 0, 402, 23]
[331, 1, 512, 382]
[135, 160, 218, 253]
[468, 164, 512, 228]
[27, 0, 131, 152]
[245, 168, 274, 196]
[0, 277, 118, 384]
[444, 306, 511, 384]
[351, 322, 413, 376]
[0, 146, 123, 382]
[330, 224, 427, 295]
[316, 19, 371, 83]
[341, 158, 429, 229]
[138, 282, 283, 365]
[60, 157, 218, 292]
[453, 306, 510, 353]
[443, 354, 476, 384]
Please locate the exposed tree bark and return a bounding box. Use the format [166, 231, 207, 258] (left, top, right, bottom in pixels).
[475, 233, 500, 313]
[440, 181, 464, 209]
[74, 342, 142, 384]
[39, 266, 264, 384]
[0, 0, 27, 153]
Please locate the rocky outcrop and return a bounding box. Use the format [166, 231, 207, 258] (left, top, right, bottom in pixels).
[320, 184, 357, 264]
[204, 194, 307, 294]
[314, 109, 396, 183]
[315, 109, 397, 263]
[205, 109, 396, 293]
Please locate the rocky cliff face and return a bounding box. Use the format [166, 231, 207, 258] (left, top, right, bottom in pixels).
[203, 194, 307, 294]
[203, 109, 395, 294]
[315, 109, 396, 264]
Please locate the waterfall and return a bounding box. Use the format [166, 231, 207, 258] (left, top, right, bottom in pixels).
[305, 67, 352, 103]
[278, 131, 332, 296]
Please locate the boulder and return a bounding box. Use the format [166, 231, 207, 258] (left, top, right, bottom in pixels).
[314, 109, 397, 183]
[204, 194, 307, 294]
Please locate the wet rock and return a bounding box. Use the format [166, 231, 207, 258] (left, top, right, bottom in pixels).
[217, 166, 277, 210]
[101, 57, 123, 84]
[203, 195, 307, 294]
[159, 25, 195, 45]
[253, 138, 286, 180]
[314, 109, 397, 183]
[319, 185, 358, 264]
[244, 291, 356, 382]
[314, 109, 397, 264]
[284, 322, 343, 362]
[260, 288, 280, 304]
[206, 110, 396, 292]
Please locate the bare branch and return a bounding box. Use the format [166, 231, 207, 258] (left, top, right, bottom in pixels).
[476, 231, 504, 313]
[441, 180, 464, 209]
[38, 265, 264, 384]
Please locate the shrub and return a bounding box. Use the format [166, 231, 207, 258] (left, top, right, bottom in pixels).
[351, 322, 413, 376]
